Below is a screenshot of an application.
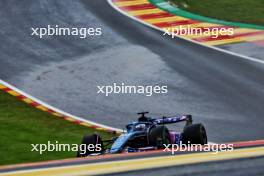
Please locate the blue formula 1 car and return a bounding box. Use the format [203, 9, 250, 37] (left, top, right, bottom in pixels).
[77, 112, 207, 157]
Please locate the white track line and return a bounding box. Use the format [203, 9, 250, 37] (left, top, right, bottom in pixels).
[107, 0, 264, 65]
[0, 79, 122, 132]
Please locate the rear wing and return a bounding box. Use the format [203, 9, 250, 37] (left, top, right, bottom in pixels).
[154, 115, 193, 125]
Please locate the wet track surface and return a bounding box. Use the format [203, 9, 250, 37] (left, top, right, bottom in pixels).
[109, 156, 264, 176]
[219, 42, 264, 61]
[1, 144, 263, 175]
[0, 0, 264, 144]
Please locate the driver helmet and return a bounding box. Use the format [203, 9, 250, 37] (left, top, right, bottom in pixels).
[135, 124, 146, 131]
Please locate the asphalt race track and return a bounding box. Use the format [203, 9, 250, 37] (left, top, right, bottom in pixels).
[0, 0, 264, 175]
[0, 0, 264, 144]
[1, 144, 264, 176]
[110, 157, 264, 176]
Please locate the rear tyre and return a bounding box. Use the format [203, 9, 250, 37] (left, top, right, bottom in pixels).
[77, 134, 104, 157]
[149, 126, 170, 148]
[181, 123, 207, 145]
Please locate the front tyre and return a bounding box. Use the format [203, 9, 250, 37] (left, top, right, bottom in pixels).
[77, 134, 104, 157]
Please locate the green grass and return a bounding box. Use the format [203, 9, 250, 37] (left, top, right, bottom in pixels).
[0, 90, 113, 165]
[169, 0, 264, 25]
